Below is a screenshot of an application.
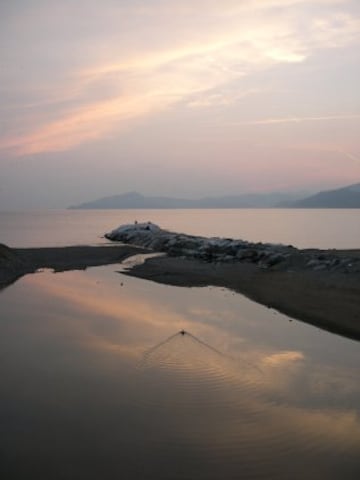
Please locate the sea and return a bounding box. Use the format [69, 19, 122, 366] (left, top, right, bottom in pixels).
[1, 208, 360, 248]
[1, 209, 360, 479]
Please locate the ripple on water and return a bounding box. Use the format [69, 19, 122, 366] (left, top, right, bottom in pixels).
[132, 331, 357, 479]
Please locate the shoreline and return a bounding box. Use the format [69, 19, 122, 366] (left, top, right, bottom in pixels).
[1, 241, 359, 342]
[123, 255, 360, 341]
[103, 222, 360, 340]
[0, 244, 147, 290]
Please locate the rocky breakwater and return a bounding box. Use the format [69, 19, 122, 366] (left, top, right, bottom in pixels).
[0, 244, 24, 270]
[0, 243, 28, 288]
[105, 223, 360, 274]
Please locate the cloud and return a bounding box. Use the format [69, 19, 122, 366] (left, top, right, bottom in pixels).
[0, 0, 359, 156]
[1, 94, 169, 156]
[342, 151, 360, 162]
[235, 114, 360, 126]
[186, 88, 261, 108]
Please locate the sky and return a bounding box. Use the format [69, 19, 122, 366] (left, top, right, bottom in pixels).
[0, 0, 359, 208]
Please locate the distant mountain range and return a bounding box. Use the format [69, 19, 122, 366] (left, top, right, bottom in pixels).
[69, 191, 306, 209]
[282, 182, 360, 208]
[69, 182, 360, 209]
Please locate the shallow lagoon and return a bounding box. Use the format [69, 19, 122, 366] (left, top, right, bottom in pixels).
[1, 263, 359, 479]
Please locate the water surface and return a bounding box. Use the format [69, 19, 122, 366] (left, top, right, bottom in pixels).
[1, 208, 360, 249]
[1, 265, 359, 479]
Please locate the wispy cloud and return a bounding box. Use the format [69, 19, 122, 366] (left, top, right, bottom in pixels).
[0, 0, 359, 156]
[1, 94, 168, 155]
[341, 150, 360, 162]
[235, 114, 360, 126]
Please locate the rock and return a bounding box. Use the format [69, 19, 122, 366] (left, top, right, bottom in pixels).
[313, 264, 327, 271]
[104, 223, 360, 273]
[306, 259, 321, 269]
[266, 253, 286, 267]
[0, 244, 22, 268]
[105, 222, 161, 240]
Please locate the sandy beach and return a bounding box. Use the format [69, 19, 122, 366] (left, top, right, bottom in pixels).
[1, 241, 359, 341]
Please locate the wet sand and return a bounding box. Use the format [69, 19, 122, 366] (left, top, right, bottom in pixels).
[0, 244, 147, 290]
[1, 243, 359, 341]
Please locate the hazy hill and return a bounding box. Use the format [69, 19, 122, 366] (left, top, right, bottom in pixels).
[70, 192, 194, 209]
[69, 191, 305, 209]
[284, 183, 360, 208]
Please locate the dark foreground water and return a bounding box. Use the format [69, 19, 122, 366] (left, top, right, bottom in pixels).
[1, 264, 359, 479]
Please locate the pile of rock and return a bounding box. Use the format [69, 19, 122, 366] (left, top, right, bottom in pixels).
[105, 223, 360, 273]
[0, 243, 27, 288]
[0, 244, 23, 269]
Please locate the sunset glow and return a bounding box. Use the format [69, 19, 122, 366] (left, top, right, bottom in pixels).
[0, 0, 359, 207]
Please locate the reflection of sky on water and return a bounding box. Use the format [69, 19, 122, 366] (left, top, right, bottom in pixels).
[0, 265, 359, 479]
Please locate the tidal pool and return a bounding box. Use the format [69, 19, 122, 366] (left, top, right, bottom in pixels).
[0, 265, 359, 479]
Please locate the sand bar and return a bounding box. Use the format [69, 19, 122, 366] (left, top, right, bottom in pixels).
[0, 244, 147, 290]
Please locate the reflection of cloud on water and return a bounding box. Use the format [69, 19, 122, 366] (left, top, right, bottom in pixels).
[136, 340, 360, 463]
[4, 267, 360, 469]
[137, 333, 360, 455]
[25, 269, 195, 359]
[20, 269, 360, 397]
[262, 351, 304, 366]
[309, 365, 360, 402]
[272, 405, 360, 453]
[25, 268, 259, 367]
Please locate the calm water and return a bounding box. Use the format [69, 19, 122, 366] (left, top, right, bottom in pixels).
[1, 208, 360, 249]
[1, 210, 360, 479]
[0, 265, 359, 479]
